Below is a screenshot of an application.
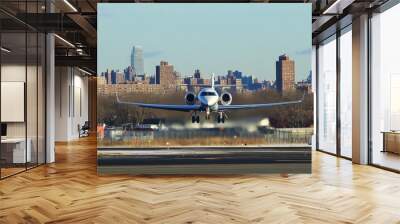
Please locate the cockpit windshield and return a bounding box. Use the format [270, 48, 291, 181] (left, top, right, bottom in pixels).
[200, 92, 217, 96]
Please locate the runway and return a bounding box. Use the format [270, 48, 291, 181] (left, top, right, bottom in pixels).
[98, 146, 311, 174]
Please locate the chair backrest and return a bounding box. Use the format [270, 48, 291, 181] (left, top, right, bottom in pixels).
[81, 121, 90, 130]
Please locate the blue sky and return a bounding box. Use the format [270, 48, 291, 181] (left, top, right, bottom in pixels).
[98, 4, 311, 81]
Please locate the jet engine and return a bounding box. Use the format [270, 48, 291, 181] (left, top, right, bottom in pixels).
[220, 92, 232, 105]
[185, 92, 196, 105]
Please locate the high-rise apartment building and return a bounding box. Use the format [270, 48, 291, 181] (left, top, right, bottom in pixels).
[131, 46, 144, 76]
[155, 61, 175, 87]
[116, 71, 125, 84]
[275, 54, 295, 92]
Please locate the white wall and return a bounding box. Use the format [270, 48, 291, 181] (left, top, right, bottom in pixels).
[55, 67, 69, 141]
[55, 67, 89, 141]
[1, 64, 26, 138]
[1, 63, 46, 164]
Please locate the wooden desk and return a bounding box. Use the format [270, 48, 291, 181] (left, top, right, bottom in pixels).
[382, 131, 400, 154]
[1, 138, 31, 164]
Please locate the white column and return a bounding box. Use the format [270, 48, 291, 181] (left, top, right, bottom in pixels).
[46, 32, 55, 163]
[55, 67, 72, 141]
[352, 14, 369, 164]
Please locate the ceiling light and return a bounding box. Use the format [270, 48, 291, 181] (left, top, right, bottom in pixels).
[78, 67, 93, 76]
[54, 34, 75, 48]
[1, 47, 11, 53]
[63, 0, 78, 12]
[323, 0, 354, 15]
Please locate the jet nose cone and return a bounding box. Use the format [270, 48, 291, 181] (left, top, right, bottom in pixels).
[206, 96, 219, 106]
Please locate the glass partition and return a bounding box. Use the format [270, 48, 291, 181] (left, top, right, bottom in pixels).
[0, 1, 46, 179]
[317, 35, 337, 154]
[339, 27, 352, 158]
[370, 4, 400, 171]
[1, 31, 28, 177]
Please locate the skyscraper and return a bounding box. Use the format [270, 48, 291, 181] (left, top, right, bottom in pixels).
[104, 69, 111, 84]
[110, 70, 117, 84]
[276, 54, 295, 92]
[124, 66, 134, 82]
[233, 70, 242, 79]
[155, 61, 175, 87]
[194, 69, 201, 79]
[131, 46, 144, 76]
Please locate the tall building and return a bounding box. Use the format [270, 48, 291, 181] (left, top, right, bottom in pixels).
[306, 70, 312, 83]
[104, 69, 111, 84]
[275, 54, 295, 92]
[110, 70, 117, 84]
[124, 66, 134, 82]
[155, 61, 176, 87]
[227, 70, 234, 79]
[116, 71, 125, 84]
[233, 70, 242, 79]
[194, 69, 201, 79]
[242, 75, 253, 89]
[131, 46, 144, 76]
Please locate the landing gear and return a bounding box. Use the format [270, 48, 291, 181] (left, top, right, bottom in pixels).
[205, 107, 211, 120]
[217, 112, 225, 123]
[191, 113, 200, 123]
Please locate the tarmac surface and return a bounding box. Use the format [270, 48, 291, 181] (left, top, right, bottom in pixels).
[98, 146, 311, 174]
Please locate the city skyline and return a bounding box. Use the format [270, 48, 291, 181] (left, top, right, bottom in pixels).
[98, 4, 311, 81]
[99, 48, 313, 85]
[98, 56, 312, 95]
[100, 57, 303, 83]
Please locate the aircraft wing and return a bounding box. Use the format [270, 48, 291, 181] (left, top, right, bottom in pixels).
[179, 84, 236, 87]
[219, 99, 302, 110]
[179, 84, 210, 87]
[116, 94, 200, 112]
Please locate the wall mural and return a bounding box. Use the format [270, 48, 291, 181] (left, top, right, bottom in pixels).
[97, 3, 313, 174]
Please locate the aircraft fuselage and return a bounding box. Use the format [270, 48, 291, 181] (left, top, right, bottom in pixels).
[197, 87, 220, 113]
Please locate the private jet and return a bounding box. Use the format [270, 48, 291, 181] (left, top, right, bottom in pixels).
[116, 74, 304, 123]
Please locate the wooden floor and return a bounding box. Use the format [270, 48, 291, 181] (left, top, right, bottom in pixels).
[1, 137, 400, 223]
[373, 151, 400, 171]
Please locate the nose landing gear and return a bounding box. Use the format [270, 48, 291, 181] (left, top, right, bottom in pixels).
[191, 113, 200, 123]
[205, 107, 210, 120]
